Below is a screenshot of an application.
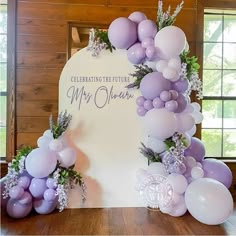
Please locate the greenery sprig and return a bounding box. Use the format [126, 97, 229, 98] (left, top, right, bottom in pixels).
[180, 50, 200, 80]
[157, 0, 184, 30]
[11, 146, 33, 172]
[140, 142, 161, 163]
[49, 111, 72, 139]
[127, 64, 153, 89]
[164, 133, 188, 150]
[95, 29, 115, 52]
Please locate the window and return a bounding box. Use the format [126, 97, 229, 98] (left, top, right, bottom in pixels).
[202, 10, 236, 159]
[0, 1, 7, 160]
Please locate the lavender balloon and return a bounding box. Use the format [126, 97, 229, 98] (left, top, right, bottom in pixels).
[137, 106, 147, 116]
[175, 93, 188, 113]
[44, 189, 57, 201]
[33, 198, 58, 215]
[18, 176, 31, 189]
[145, 46, 157, 61]
[141, 37, 154, 48]
[160, 90, 171, 102]
[165, 100, 178, 112]
[138, 19, 157, 42]
[140, 72, 171, 100]
[127, 43, 146, 64]
[29, 178, 48, 198]
[18, 191, 32, 205]
[9, 186, 25, 200]
[184, 137, 205, 162]
[172, 79, 189, 93]
[7, 198, 32, 219]
[143, 100, 154, 110]
[153, 97, 165, 109]
[128, 11, 147, 24]
[202, 159, 233, 188]
[108, 17, 137, 49]
[46, 178, 57, 189]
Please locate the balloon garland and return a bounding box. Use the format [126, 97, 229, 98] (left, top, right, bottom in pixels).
[87, 0, 234, 225]
[1, 111, 86, 218]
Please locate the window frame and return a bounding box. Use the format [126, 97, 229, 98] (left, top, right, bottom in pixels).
[197, 0, 236, 160]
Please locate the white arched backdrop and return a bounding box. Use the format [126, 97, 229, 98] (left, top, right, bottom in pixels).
[59, 48, 147, 208]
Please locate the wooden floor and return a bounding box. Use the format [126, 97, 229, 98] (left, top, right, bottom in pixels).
[1, 207, 236, 235]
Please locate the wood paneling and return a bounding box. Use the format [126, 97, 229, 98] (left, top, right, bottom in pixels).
[17, 132, 43, 148]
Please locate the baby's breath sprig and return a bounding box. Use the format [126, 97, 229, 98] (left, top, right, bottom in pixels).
[157, 0, 184, 30]
[140, 142, 162, 163]
[49, 111, 72, 139]
[126, 64, 153, 89]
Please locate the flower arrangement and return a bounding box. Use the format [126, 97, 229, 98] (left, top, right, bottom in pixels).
[2, 111, 86, 218]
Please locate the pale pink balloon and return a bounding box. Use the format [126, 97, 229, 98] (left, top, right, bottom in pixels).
[128, 11, 147, 24]
[58, 148, 77, 168]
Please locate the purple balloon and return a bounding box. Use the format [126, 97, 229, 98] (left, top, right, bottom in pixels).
[18, 176, 31, 189]
[29, 178, 48, 198]
[143, 100, 154, 110]
[202, 159, 233, 188]
[145, 46, 157, 60]
[138, 19, 157, 42]
[108, 17, 137, 49]
[165, 100, 178, 112]
[160, 90, 171, 102]
[137, 106, 147, 116]
[18, 191, 32, 205]
[142, 37, 154, 48]
[46, 178, 57, 189]
[140, 72, 171, 100]
[184, 137, 205, 162]
[44, 189, 57, 201]
[7, 198, 32, 219]
[33, 198, 58, 215]
[172, 79, 189, 93]
[128, 11, 147, 24]
[9, 186, 25, 200]
[169, 90, 179, 100]
[175, 93, 188, 113]
[153, 97, 165, 109]
[127, 43, 146, 64]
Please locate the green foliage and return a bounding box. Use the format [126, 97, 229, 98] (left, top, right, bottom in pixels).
[180, 50, 200, 80]
[11, 146, 33, 172]
[49, 111, 72, 139]
[127, 65, 153, 89]
[57, 165, 83, 186]
[139, 143, 161, 163]
[157, 0, 184, 30]
[95, 29, 115, 52]
[164, 133, 188, 150]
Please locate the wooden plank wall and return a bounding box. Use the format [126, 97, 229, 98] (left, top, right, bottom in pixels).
[16, 0, 197, 148]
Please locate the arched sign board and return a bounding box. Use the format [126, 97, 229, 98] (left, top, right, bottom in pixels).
[59, 48, 147, 208]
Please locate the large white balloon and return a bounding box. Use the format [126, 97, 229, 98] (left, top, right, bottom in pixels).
[25, 148, 58, 178]
[144, 108, 177, 140]
[176, 113, 195, 133]
[146, 136, 166, 154]
[167, 173, 188, 194]
[185, 178, 234, 225]
[154, 26, 186, 59]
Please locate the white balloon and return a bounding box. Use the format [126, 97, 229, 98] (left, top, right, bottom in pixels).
[154, 26, 186, 59]
[25, 148, 58, 178]
[191, 102, 201, 112]
[185, 156, 197, 169]
[43, 129, 53, 139]
[144, 108, 177, 140]
[169, 198, 187, 217]
[146, 162, 168, 176]
[37, 136, 51, 149]
[191, 111, 203, 124]
[176, 113, 195, 133]
[58, 148, 77, 168]
[155, 60, 168, 72]
[191, 166, 204, 179]
[186, 125, 196, 137]
[162, 67, 179, 81]
[185, 178, 234, 225]
[146, 136, 166, 154]
[49, 138, 65, 152]
[168, 57, 181, 71]
[144, 59, 159, 71]
[167, 173, 188, 194]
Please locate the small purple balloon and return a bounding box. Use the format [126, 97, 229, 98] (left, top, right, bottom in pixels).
[108, 17, 137, 49]
[140, 72, 171, 100]
[29, 178, 48, 198]
[127, 43, 146, 64]
[184, 137, 205, 162]
[160, 90, 171, 102]
[128, 11, 147, 24]
[169, 90, 179, 100]
[44, 189, 57, 201]
[175, 93, 188, 113]
[138, 19, 157, 42]
[9, 185, 25, 200]
[7, 198, 32, 219]
[153, 97, 165, 109]
[141, 37, 154, 48]
[33, 198, 58, 215]
[165, 100, 178, 112]
[18, 176, 31, 189]
[143, 100, 154, 110]
[137, 106, 147, 116]
[172, 79, 189, 93]
[46, 178, 57, 189]
[145, 46, 157, 61]
[202, 159, 233, 188]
